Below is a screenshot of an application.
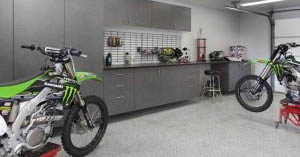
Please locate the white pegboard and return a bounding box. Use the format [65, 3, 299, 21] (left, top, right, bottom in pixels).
[104, 30, 181, 65]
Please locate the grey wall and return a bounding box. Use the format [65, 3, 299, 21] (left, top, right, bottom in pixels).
[0, 0, 104, 97]
[0, 0, 13, 83]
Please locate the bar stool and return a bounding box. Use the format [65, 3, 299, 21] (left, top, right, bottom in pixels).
[202, 70, 222, 98]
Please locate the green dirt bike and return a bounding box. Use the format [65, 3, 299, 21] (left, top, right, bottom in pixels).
[0, 45, 108, 157]
[235, 43, 300, 112]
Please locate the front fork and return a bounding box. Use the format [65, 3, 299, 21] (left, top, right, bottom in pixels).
[253, 63, 274, 93]
[65, 62, 95, 129]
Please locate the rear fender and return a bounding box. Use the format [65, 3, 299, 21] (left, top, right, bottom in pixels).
[75, 72, 103, 84]
[0, 115, 8, 136]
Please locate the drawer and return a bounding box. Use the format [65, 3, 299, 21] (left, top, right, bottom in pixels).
[104, 69, 134, 84]
[104, 69, 134, 115]
[105, 90, 134, 115]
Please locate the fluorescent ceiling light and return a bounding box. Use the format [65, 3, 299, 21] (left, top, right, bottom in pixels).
[240, 0, 285, 7]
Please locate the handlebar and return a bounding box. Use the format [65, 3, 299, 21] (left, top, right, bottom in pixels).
[21, 44, 87, 58]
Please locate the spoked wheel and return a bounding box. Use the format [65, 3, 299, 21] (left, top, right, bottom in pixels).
[61, 96, 108, 157]
[235, 75, 273, 112]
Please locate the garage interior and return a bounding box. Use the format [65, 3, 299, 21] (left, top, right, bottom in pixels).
[1, 0, 300, 157]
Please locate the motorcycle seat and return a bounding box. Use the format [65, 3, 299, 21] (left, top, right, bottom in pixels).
[0, 73, 43, 99]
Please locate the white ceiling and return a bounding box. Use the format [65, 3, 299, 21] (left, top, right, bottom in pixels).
[176, 0, 300, 11]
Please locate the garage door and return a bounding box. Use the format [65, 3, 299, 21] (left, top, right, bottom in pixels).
[275, 17, 300, 93]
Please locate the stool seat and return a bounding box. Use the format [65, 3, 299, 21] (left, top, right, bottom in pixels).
[204, 70, 220, 76]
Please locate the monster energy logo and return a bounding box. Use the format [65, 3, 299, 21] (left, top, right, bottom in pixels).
[63, 86, 77, 105]
[272, 64, 283, 76]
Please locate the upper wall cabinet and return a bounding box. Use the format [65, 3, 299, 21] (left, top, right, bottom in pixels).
[173, 5, 191, 31]
[104, 0, 191, 32]
[104, 0, 125, 26]
[151, 1, 174, 30]
[126, 0, 151, 27]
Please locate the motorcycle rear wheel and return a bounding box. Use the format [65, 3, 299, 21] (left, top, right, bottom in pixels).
[235, 75, 273, 112]
[61, 96, 108, 157]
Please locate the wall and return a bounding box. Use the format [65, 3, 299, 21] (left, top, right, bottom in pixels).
[239, 13, 271, 75]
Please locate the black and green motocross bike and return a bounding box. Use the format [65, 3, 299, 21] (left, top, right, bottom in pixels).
[0, 45, 108, 156]
[235, 42, 300, 112]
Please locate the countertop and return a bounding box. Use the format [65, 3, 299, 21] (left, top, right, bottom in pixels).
[104, 60, 247, 70]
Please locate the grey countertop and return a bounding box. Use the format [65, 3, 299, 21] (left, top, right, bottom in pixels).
[104, 60, 247, 70]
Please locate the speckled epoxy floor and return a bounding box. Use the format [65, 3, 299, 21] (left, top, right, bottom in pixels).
[53, 93, 300, 157]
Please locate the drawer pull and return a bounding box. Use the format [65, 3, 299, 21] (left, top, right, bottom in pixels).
[116, 84, 126, 88]
[115, 96, 126, 99]
[187, 85, 193, 88]
[115, 73, 125, 76]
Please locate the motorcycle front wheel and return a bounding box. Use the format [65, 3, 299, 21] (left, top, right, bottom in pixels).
[235, 75, 273, 112]
[61, 96, 108, 157]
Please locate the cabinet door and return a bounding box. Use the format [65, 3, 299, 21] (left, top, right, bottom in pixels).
[228, 62, 251, 92]
[160, 66, 182, 104]
[14, 0, 64, 79]
[104, 0, 125, 26]
[126, 0, 151, 27]
[174, 6, 191, 32]
[0, 0, 13, 83]
[151, 1, 174, 30]
[135, 67, 162, 110]
[65, 0, 104, 98]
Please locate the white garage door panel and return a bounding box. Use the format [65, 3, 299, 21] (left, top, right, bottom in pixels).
[275, 18, 300, 37]
[275, 18, 300, 93]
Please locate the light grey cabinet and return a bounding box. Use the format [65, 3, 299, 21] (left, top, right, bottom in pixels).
[135, 67, 161, 110]
[104, 69, 134, 115]
[0, 0, 13, 83]
[104, 0, 191, 31]
[151, 1, 174, 30]
[151, 1, 191, 31]
[174, 6, 191, 31]
[14, 0, 65, 79]
[104, 0, 125, 26]
[160, 66, 182, 104]
[180, 65, 201, 99]
[65, 0, 104, 98]
[126, 0, 151, 27]
[211, 62, 251, 93]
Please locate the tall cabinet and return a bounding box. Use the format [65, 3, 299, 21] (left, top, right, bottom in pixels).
[0, 0, 13, 83]
[14, 0, 65, 78]
[65, 0, 104, 97]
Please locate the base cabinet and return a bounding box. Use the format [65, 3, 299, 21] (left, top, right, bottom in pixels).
[104, 69, 135, 115]
[134, 67, 162, 110]
[104, 64, 210, 115]
[211, 62, 251, 93]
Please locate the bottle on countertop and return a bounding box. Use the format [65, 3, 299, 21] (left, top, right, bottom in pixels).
[124, 52, 130, 65]
[106, 53, 112, 66]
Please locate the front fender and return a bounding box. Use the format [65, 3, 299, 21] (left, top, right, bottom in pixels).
[0, 115, 8, 136]
[75, 72, 103, 84]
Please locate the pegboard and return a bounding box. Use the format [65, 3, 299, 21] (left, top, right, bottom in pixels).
[104, 30, 181, 65]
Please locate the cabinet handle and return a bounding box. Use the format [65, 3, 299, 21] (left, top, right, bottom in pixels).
[115, 73, 125, 76]
[115, 96, 126, 99]
[174, 22, 177, 28]
[116, 84, 126, 88]
[158, 69, 161, 75]
[187, 85, 193, 88]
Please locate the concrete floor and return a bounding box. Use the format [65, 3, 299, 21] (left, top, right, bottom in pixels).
[54, 93, 300, 157]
